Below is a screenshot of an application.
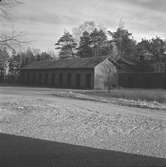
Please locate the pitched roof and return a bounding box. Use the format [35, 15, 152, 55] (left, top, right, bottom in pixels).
[107, 57, 136, 72]
[22, 56, 107, 70]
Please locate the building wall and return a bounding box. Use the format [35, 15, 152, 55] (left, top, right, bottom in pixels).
[94, 59, 118, 90]
[151, 62, 166, 72]
[0, 69, 4, 82]
[119, 72, 166, 88]
[20, 68, 94, 89]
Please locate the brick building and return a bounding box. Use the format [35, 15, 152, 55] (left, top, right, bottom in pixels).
[20, 56, 119, 90]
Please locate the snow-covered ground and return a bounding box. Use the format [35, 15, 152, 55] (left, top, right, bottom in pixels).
[0, 87, 166, 159]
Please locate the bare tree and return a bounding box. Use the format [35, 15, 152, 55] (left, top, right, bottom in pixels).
[0, 0, 26, 50]
[0, 0, 21, 19]
[0, 30, 29, 50]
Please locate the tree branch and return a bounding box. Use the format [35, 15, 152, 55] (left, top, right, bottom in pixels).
[0, 31, 32, 50]
[0, 0, 22, 19]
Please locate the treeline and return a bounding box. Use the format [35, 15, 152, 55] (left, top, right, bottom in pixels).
[1, 21, 166, 81]
[55, 21, 166, 64]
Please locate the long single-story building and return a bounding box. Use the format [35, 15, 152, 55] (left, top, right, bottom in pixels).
[118, 58, 166, 89]
[0, 65, 4, 82]
[119, 72, 166, 88]
[19, 55, 166, 89]
[20, 56, 120, 89]
[0, 60, 7, 82]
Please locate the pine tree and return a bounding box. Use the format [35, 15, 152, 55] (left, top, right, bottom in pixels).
[77, 31, 92, 58]
[55, 32, 77, 59]
[112, 28, 136, 60]
[90, 29, 107, 57]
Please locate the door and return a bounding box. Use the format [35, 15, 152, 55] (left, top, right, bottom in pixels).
[76, 74, 81, 89]
[59, 73, 63, 88]
[67, 73, 72, 88]
[52, 73, 55, 86]
[44, 73, 48, 85]
[86, 74, 91, 89]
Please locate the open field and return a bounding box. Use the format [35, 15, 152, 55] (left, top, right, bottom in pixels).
[0, 86, 166, 166]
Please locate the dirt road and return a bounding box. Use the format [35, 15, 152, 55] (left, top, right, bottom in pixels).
[0, 86, 166, 165]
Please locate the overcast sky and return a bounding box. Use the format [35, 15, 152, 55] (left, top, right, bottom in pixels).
[4, 0, 166, 51]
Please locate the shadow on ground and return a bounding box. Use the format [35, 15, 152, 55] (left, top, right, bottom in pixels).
[0, 133, 165, 167]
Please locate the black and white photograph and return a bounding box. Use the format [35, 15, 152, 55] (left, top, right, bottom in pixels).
[0, 0, 166, 166]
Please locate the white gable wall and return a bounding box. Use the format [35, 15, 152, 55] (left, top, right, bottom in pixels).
[94, 58, 118, 90]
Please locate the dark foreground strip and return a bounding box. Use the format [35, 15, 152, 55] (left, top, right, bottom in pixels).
[0, 133, 165, 167]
